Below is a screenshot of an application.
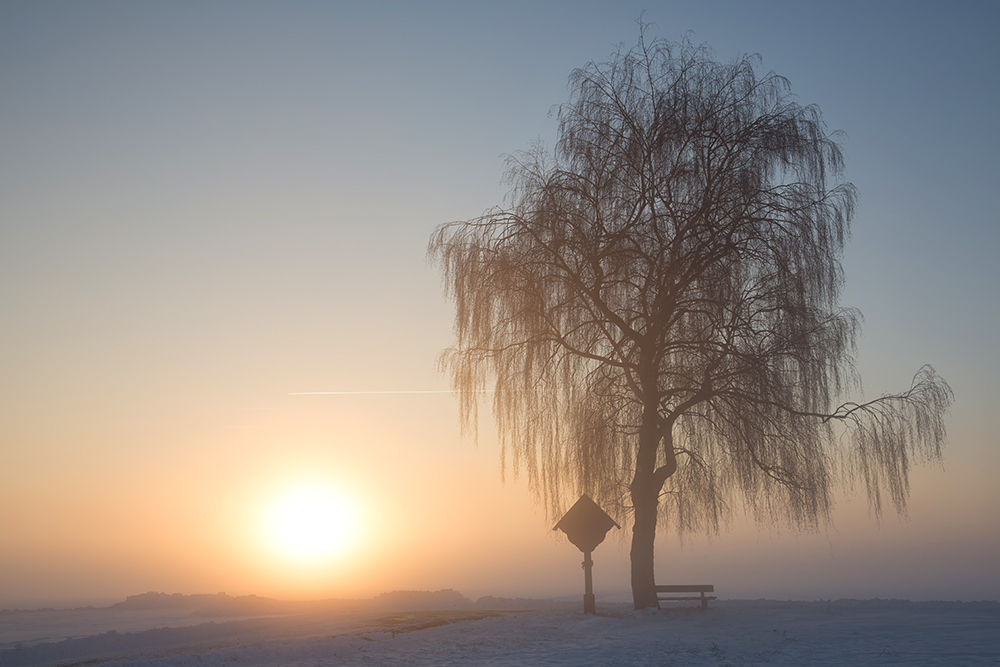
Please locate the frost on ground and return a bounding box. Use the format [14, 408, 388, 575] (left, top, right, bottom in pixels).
[1, 598, 997, 667]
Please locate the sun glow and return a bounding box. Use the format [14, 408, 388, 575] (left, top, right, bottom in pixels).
[263, 484, 360, 563]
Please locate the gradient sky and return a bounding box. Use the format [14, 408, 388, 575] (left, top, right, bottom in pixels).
[1, 1, 997, 608]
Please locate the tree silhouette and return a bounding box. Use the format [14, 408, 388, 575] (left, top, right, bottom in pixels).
[429, 29, 952, 610]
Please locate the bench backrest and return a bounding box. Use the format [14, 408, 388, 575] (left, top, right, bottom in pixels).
[654, 585, 714, 593]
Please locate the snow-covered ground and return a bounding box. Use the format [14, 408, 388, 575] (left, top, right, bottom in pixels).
[2, 598, 997, 667]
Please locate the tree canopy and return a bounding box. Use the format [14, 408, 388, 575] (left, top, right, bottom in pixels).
[429, 30, 952, 609]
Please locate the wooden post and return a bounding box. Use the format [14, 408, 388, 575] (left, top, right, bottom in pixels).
[554, 495, 618, 616]
[583, 550, 595, 614]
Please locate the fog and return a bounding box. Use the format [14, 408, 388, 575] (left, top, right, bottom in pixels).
[1, 1, 997, 609]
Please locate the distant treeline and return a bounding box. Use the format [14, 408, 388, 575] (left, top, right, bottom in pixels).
[108, 589, 564, 615]
[110, 591, 362, 616]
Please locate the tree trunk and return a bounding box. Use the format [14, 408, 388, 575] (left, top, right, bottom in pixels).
[630, 473, 659, 609]
[630, 387, 663, 610]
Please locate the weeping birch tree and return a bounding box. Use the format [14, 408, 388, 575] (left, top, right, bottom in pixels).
[428, 31, 952, 610]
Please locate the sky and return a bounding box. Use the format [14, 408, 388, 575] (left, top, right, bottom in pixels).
[1, 1, 998, 608]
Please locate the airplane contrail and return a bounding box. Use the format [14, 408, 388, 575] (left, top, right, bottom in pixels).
[288, 390, 494, 395]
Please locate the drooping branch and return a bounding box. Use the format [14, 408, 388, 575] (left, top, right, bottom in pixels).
[429, 29, 950, 541]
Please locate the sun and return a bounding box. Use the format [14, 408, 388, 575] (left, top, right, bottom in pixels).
[263, 483, 360, 563]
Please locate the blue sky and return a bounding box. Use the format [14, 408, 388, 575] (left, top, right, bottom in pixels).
[1, 1, 997, 606]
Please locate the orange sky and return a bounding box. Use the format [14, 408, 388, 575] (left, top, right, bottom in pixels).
[2, 382, 995, 607]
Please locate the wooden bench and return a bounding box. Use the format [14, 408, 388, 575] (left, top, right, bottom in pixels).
[655, 584, 716, 610]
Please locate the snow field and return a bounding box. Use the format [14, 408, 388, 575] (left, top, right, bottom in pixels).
[2, 600, 997, 667]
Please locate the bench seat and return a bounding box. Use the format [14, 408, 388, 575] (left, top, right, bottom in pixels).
[655, 584, 716, 610]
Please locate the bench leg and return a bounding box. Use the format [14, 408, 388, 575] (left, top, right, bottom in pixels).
[700, 592, 707, 611]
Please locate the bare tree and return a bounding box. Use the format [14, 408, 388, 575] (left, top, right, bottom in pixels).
[428, 30, 952, 610]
